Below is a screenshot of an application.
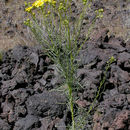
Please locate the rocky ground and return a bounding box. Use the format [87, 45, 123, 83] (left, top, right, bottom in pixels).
[0, 0, 130, 130]
[0, 0, 130, 50]
[0, 34, 130, 129]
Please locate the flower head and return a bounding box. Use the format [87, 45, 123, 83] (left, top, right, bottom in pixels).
[32, 0, 56, 8]
[32, 0, 44, 8]
[58, 2, 66, 11]
[25, 6, 33, 12]
[95, 8, 104, 18]
[51, 0, 56, 6]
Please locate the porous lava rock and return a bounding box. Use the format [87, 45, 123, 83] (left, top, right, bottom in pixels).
[26, 91, 66, 117]
[0, 0, 130, 129]
[0, 32, 129, 129]
[0, 45, 67, 130]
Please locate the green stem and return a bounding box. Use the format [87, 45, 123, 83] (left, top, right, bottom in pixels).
[76, 17, 96, 55]
[86, 58, 115, 116]
[67, 25, 71, 50]
[58, 12, 63, 49]
[75, 0, 89, 39]
[68, 83, 75, 130]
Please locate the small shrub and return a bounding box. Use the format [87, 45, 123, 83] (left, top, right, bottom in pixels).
[24, 0, 104, 129]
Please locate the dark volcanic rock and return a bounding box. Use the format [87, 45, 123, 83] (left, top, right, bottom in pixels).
[0, 118, 11, 130]
[13, 115, 40, 130]
[1, 79, 17, 96]
[93, 110, 130, 130]
[0, 1, 130, 129]
[12, 45, 31, 61]
[26, 91, 66, 117]
[0, 36, 130, 129]
[110, 110, 130, 130]
[118, 52, 130, 72]
[10, 89, 29, 105]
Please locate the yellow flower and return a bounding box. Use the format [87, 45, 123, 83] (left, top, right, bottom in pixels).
[47, 11, 51, 14]
[99, 8, 103, 12]
[44, 0, 55, 4]
[24, 19, 30, 25]
[32, 0, 44, 8]
[58, 2, 66, 11]
[82, 0, 87, 5]
[25, 6, 33, 12]
[63, 19, 69, 26]
[32, 0, 56, 8]
[24, 1, 28, 7]
[44, 0, 49, 2]
[110, 56, 116, 63]
[51, 0, 56, 6]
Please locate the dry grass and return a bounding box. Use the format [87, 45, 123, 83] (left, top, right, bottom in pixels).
[0, 33, 36, 51]
[0, 0, 36, 51]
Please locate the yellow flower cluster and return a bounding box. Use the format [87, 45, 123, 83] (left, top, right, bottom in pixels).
[95, 8, 104, 18]
[58, 3, 66, 11]
[24, 18, 32, 26]
[82, 0, 87, 5]
[25, 6, 33, 12]
[25, 0, 56, 12]
[107, 56, 116, 64]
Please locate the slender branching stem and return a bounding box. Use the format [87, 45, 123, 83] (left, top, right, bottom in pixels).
[67, 82, 75, 130]
[24, 1, 104, 129]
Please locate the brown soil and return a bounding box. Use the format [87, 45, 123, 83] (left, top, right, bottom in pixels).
[0, 0, 36, 51]
[0, 0, 130, 51]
